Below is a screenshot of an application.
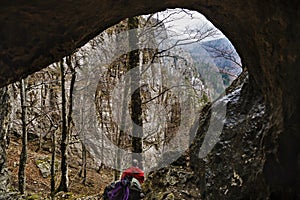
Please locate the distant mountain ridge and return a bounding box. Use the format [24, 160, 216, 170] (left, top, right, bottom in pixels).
[202, 38, 242, 75]
[183, 38, 242, 76]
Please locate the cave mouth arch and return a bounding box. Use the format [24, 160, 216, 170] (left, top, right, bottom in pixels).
[0, 1, 250, 88]
[1, 1, 299, 198]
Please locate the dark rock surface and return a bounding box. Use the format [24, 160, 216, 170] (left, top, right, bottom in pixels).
[191, 71, 270, 199]
[0, 0, 299, 198]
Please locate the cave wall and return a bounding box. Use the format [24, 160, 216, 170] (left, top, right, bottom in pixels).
[0, 0, 299, 197]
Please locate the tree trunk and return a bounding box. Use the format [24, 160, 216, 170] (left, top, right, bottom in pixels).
[81, 141, 87, 185]
[50, 80, 58, 197]
[18, 78, 27, 194]
[115, 69, 130, 181]
[57, 59, 69, 192]
[128, 17, 143, 168]
[66, 55, 76, 139]
[0, 86, 11, 193]
[37, 83, 47, 152]
[50, 129, 56, 198]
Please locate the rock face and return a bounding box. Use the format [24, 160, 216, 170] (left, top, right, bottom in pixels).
[0, 0, 299, 198]
[198, 73, 269, 199]
[144, 71, 272, 199]
[144, 165, 200, 200]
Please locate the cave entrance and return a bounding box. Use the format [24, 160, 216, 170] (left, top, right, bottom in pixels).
[3, 8, 245, 196]
[2, 1, 298, 198]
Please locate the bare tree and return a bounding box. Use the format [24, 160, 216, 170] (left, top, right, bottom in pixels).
[128, 16, 144, 168]
[66, 56, 76, 142]
[50, 74, 60, 197]
[50, 128, 57, 198]
[0, 86, 10, 193]
[80, 141, 87, 185]
[18, 78, 27, 194]
[202, 43, 242, 68]
[56, 59, 69, 192]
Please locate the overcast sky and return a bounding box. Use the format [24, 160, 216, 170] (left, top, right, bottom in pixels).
[154, 9, 225, 41]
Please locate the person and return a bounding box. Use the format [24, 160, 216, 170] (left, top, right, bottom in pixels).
[103, 159, 145, 200]
[121, 159, 145, 184]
